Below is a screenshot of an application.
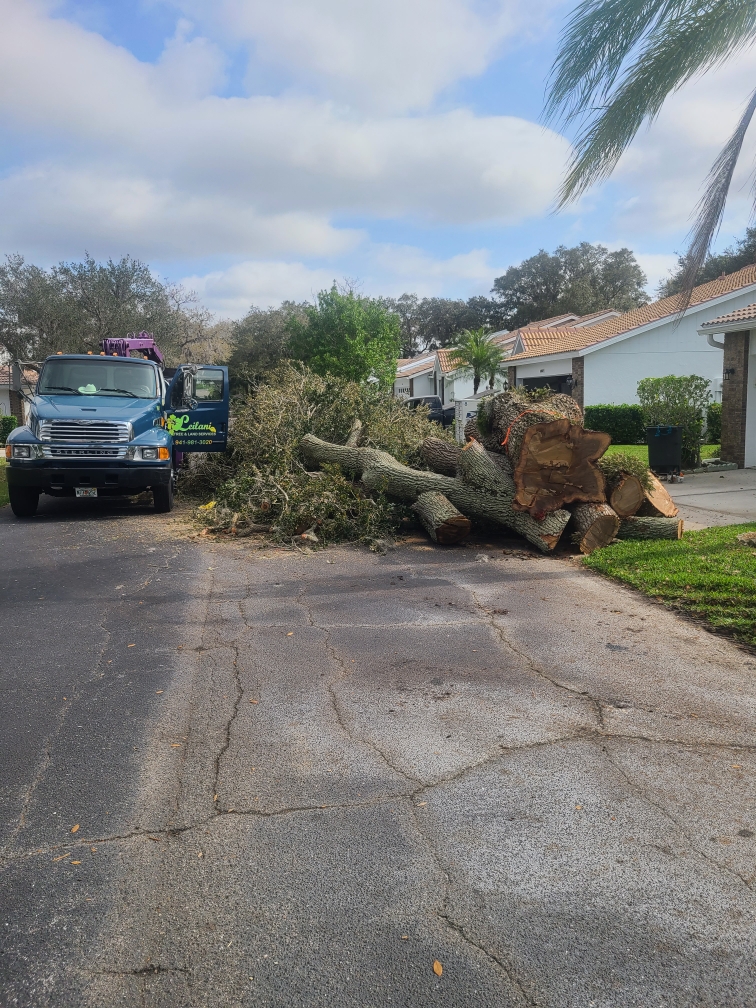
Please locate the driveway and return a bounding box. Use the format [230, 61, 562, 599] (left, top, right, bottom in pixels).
[1, 499, 755, 1007]
[669, 467, 756, 527]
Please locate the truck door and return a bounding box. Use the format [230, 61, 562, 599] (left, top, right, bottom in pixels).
[166, 365, 229, 452]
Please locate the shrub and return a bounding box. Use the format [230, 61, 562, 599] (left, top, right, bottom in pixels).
[637, 375, 711, 467]
[0, 415, 18, 442]
[184, 361, 454, 547]
[706, 401, 722, 444]
[597, 451, 652, 490]
[584, 404, 645, 444]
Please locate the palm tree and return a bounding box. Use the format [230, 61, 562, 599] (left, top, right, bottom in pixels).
[544, 0, 756, 304]
[448, 328, 508, 394]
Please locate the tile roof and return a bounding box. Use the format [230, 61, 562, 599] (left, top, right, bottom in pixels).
[395, 354, 436, 378]
[436, 348, 459, 374]
[508, 264, 756, 361]
[699, 301, 756, 328]
[0, 365, 10, 385]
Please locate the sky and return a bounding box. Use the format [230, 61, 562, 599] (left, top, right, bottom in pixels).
[2, 0, 756, 319]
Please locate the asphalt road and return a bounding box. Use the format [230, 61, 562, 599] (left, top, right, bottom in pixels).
[1, 496, 755, 1007]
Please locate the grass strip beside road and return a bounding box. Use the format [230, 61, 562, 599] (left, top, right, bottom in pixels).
[584, 523, 756, 646]
[0, 460, 8, 508]
[603, 444, 721, 464]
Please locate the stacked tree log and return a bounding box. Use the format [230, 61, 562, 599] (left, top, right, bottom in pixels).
[300, 389, 682, 554]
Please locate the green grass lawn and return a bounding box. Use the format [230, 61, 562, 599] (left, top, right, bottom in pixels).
[603, 444, 721, 464]
[0, 459, 8, 508]
[584, 522, 756, 646]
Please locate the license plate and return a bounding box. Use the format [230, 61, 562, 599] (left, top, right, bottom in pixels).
[75, 487, 98, 498]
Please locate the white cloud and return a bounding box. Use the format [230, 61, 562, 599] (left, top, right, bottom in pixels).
[180, 244, 506, 317]
[0, 0, 568, 261]
[172, 0, 549, 114]
[180, 260, 338, 315]
[611, 48, 756, 239]
[633, 253, 681, 295]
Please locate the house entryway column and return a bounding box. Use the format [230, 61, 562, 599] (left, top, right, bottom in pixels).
[571, 357, 584, 408]
[720, 330, 750, 467]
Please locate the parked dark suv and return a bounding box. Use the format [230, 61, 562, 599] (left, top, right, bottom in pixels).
[405, 395, 455, 428]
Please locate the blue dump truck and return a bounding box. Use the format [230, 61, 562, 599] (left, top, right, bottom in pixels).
[4, 333, 229, 518]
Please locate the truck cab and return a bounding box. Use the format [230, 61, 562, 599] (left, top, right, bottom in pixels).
[4, 349, 228, 518]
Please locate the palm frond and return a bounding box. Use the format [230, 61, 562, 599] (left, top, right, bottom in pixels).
[674, 86, 756, 309]
[544, 0, 671, 124]
[549, 0, 756, 205]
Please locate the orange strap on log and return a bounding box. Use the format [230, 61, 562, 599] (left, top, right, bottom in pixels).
[501, 408, 562, 447]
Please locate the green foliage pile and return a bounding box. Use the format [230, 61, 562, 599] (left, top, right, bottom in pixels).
[597, 451, 652, 490]
[584, 404, 645, 444]
[286, 286, 401, 388]
[706, 401, 722, 444]
[637, 375, 711, 467]
[0, 415, 18, 442]
[185, 362, 454, 547]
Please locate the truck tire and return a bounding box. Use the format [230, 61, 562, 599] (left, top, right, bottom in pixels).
[153, 473, 174, 513]
[9, 486, 40, 518]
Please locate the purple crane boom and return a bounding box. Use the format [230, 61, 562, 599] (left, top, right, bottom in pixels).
[100, 331, 165, 367]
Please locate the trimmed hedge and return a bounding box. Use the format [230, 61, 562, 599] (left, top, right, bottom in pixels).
[706, 401, 722, 444]
[583, 404, 645, 444]
[0, 415, 18, 442]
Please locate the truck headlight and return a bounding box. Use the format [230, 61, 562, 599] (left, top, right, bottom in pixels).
[130, 446, 170, 460]
[141, 447, 159, 460]
[9, 444, 42, 459]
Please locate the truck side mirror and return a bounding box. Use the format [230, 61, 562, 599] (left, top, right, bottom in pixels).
[181, 372, 198, 410]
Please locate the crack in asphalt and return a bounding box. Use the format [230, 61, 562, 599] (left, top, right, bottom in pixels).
[600, 742, 755, 891]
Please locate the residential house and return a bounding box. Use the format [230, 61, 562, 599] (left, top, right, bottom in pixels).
[0, 363, 26, 422]
[503, 271, 756, 408]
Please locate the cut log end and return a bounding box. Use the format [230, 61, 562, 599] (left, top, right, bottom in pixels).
[568, 502, 620, 555]
[609, 474, 645, 518]
[412, 491, 472, 545]
[637, 473, 679, 518]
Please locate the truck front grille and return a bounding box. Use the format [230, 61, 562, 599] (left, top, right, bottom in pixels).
[42, 446, 127, 459]
[39, 420, 132, 443]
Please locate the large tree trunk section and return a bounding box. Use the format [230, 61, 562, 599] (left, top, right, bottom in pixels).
[568, 503, 621, 554]
[483, 391, 584, 461]
[636, 473, 679, 518]
[609, 474, 646, 518]
[300, 434, 570, 552]
[512, 418, 611, 517]
[412, 492, 471, 544]
[616, 517, 684, 540]
[420, 437, 460, 476]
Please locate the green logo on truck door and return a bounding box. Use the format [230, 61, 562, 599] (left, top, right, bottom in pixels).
[166, 413, 217, 436]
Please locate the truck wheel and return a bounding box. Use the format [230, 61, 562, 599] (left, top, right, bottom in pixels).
[9, 487, 40, 518]
[153, 473, 174, 513]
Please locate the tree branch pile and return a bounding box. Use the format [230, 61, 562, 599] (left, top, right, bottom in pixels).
[301, 388, 682, 554]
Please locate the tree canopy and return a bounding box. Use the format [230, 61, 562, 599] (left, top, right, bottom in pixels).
[545, 0, 756, 303]
[491, 242, 649, 329]
[286, 286, 401, 388]
[658, 227, 756, 297]
[379, 294, 507, 356]
[0, 253, 228, 366]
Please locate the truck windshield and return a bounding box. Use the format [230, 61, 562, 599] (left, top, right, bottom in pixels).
[38, 360, 158, 399]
